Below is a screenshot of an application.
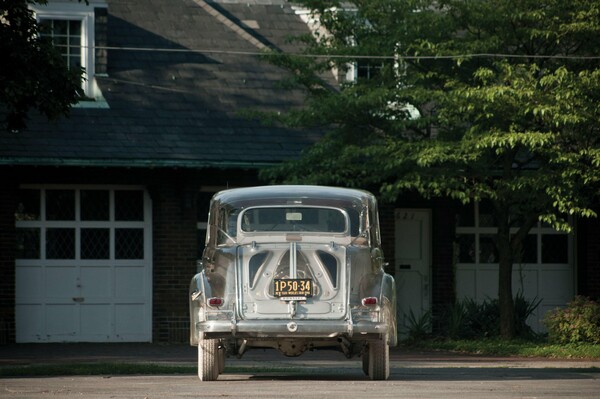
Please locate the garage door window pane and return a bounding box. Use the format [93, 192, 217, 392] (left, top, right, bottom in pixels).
[46, 228, 75, 259]
[115, 228, 144, 259]
[542, 235, 568, 264]
[16, 189, 41, 221]
[81, 228, 110, 259]
[514, 234, 537, 263]
[81, 190, 109, 221]
[16, 228, 40, 259]
[46, 190, 75, 221]
[480, 234, 498, 263]
[115, 191, 144, 221]
[456, 234, 475, 263]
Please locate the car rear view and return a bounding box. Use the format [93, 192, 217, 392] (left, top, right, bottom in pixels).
[189, 186, 397, 381]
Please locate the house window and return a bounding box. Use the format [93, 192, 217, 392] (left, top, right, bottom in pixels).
[356, 60, 383, 80]
[346, 59, 384, 82]
[455, 202, 571, 266]
[31, 2, 106, 102]
[39, 19, 82, 70]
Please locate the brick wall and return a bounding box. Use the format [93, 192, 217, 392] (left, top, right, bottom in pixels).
[150, 181, 199, 343]
[578, 215, 600, 300]
[430, 199, 457, 329]
[0, 184, 17, 343]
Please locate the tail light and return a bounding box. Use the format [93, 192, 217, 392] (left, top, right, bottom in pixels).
[361, 297, 378, 306]
[207, 297, 224, 307]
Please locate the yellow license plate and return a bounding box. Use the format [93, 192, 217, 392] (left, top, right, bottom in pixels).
[274, 279, 313, 298]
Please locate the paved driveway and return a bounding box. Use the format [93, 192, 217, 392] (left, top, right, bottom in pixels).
[2, 367, 599, 399]
[1, 346, 599, 399]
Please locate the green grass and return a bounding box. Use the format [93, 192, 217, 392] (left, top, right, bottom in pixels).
[405, 338, 600, 359]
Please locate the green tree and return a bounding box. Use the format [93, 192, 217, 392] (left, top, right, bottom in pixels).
[0, 0, 83, 132]
[262, 0, 600, 338]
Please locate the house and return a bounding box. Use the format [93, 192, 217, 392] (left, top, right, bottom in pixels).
[1, 0, 598, 344]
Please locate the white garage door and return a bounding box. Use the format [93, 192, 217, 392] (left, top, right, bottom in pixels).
[15, 186, 152, 342]
[454, 202, 574, 332]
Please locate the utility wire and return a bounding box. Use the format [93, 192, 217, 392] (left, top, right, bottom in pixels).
[88, 45, 600, 61]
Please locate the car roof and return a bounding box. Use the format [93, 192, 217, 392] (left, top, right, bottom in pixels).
[212, 185, 375, 210]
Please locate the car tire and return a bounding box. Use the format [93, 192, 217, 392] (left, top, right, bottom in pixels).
[368, 335, 390, 380]
[198, 338, 219, 381]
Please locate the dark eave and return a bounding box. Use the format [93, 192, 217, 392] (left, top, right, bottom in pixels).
[0, 157, 278, 169]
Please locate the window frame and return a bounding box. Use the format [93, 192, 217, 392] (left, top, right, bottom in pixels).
[31, 2, 102, 100]
[15, 186, 150, 262]
[455, 202, 572, 267]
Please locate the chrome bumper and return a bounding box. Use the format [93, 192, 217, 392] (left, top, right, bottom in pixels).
[197, 318, 390, 338]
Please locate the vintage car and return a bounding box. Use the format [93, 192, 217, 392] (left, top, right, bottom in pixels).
[189, 185, 397, 380]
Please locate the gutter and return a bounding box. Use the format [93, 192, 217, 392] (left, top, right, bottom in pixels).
[0, 157, 279, 169]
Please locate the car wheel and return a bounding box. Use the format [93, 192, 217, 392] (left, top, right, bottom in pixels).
[368, 335, 390, 380]
[198, 338, 219, 381]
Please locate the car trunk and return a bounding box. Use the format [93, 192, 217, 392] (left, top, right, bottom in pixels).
[237, 241, 347, 320]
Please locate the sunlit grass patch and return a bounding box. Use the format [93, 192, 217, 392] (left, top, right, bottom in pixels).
[405, 338, 600, 359]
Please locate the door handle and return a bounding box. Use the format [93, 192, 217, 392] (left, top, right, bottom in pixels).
[72, 297, 85, 303]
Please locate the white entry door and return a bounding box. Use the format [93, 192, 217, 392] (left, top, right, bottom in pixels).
[395, 209, 431, 336]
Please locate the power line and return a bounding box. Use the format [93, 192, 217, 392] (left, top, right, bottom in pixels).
[90, 45, 600, 61]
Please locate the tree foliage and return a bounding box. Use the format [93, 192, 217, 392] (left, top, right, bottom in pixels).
[0, 0, 83, 132]
[261, 0, 600, 338]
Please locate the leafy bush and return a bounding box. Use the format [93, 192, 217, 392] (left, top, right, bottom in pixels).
[439, 293, 540, 339]
[544, 296, 600, 344]
[514, 293, 542, 339]
[461, 297, 500, 338]
[444, 300, 466, 339]
[406, 309, 432, 341]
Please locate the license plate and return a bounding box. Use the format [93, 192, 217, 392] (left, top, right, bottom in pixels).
[274, 279, 313, 298]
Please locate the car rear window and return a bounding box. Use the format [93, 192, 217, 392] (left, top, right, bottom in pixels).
[240, 207, 347, 233]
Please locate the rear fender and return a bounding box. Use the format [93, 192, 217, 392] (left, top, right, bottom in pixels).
[381, 273, 397, 346]
[358, 272, 397, 346]
[189, 272, 212, 345]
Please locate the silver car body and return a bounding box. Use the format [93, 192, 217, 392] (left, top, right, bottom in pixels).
[189, 185, 397, 380]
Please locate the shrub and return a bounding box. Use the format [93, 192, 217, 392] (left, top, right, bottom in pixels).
[544, 296, 600, 344]
[444, 300, 466, 339]
[439, 293, 540, 339]
[465, 297, 501, 337]
[514, 292, 542, 339]
[406, 309, 432, 341]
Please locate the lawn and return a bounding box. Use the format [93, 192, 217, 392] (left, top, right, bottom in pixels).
[406, 338, 600, 359]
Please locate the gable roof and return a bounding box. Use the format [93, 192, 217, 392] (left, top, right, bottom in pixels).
[0, 0, 322, 169]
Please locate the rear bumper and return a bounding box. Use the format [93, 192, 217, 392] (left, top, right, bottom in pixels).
[197, 318, 390, 339]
